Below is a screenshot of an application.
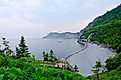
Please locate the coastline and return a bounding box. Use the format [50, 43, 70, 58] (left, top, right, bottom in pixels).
[91, 41, 117, 53]
[65, 37, 116, 76]
[68, 42, 116, 76]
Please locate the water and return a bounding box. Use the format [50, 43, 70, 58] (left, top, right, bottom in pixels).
[0, 38, 115, 76]
[0, 38, 83, 59]
[68, 43, 115, 76]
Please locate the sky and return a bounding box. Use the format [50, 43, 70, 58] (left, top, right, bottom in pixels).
[0, 0, 120, 38]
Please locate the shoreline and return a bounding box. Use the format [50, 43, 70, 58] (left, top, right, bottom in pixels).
[68, 42, 116, 76]
[66, 36, 116, 76]
[91, 42, 117, 53]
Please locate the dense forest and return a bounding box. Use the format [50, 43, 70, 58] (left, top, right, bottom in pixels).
[80, 4, 121, 80]
[81, 4, 121, 53]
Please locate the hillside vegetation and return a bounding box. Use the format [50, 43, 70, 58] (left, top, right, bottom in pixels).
[81, 4, 121, 53]
[0, 53, 86, 80]
[80, 4, 121, 80]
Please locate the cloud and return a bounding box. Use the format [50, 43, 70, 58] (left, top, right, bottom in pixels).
[0, 0, 41, 8]
[54, 0, 76, 8]
[0, 0, 42, 19]
[0, 0, 120, 38]
[53, 0, 99, 8]
[0, 17, 45, 38]
[51, 19, 92, 32]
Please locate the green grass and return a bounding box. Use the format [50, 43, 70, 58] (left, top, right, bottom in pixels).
[0, 52, 86, 80]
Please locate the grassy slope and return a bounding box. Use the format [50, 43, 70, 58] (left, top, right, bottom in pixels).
[0, 52, 86, 80]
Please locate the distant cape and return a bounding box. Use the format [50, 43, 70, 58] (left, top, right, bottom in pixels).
[43, 32, 80, 39]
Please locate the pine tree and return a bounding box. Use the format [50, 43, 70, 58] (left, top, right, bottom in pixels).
[49, 49, 54, 61]
[16, 36, 30, 58]
[92, 60, 103, 80]
[42, 50, 57, 61]
[42, 51, 49, 61]
[2, 38, 13, 56]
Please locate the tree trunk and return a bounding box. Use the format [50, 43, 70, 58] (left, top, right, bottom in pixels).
[96, 73, 99, 80]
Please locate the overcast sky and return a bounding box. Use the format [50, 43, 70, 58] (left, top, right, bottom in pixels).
[0, 0, 120, 38]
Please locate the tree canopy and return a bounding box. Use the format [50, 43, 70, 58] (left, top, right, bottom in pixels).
[16, 36, 31, 58]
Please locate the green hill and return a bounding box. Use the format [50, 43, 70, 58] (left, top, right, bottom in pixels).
[0, 52, 86, 80]
[80, 4, 121, 53]
[80, 4, 121, 80]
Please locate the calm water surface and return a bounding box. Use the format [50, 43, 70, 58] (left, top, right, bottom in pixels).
[68, 43, 115, 76]
[0, 38, 82, 59]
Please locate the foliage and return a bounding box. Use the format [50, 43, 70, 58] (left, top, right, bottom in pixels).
[16, 36, 31, 58]
[81, 4, 121, 53]
[91, 60, 103, 80]
[88, 4, 121, 27]
[42, 51, 49, 61]
[81, 19, 121, 53]
[87, 64, 121, 80]
[2, 38, 13, 56]
[81, 4, 121, 80]
[105, 52, 121, 72]
[0, 53, 86, 80]
[42, 50, 57, 62]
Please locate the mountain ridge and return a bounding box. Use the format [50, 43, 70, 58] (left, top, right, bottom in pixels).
[80, 4, 121, 53]
[80, 4, 121, 35]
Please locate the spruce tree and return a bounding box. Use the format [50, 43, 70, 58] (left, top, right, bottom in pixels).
[49, 49, 54, 61]
[2, 38, 13, 56]
[42, 51, 49, 61]
[92, 60, 103, 80]
[16, 36, 30, 58]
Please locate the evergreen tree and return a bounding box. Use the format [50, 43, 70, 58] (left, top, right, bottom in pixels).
[42, 50, 57, 61]
[2, 38, 13, 56]
[92, 60, 103, 80]
[42, 51, 49, 61]
[16, 36, 30, 58]
[49, 49, 54, 61]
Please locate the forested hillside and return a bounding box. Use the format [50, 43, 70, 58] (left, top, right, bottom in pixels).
[80, 4, 121, 80]
[81, 4, 121, 53]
